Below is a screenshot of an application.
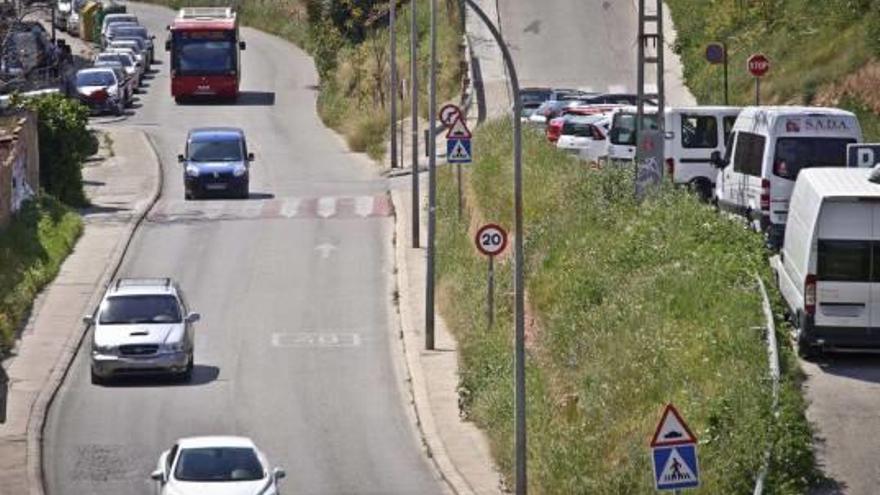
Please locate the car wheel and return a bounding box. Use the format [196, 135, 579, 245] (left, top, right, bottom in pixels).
[179, 356, 194, 382]
[239, 183, 249, 199]
[90, 369, 106, 385]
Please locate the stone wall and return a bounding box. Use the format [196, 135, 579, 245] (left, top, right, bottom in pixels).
[0, 112, 39, 228]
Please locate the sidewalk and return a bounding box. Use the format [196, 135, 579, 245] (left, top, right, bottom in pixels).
[387, 103, 502, 494]
[0, 127, 160, 494]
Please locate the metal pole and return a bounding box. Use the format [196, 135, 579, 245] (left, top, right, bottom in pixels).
[390, 0, 398, 169]
[51, 3, 56, 43]
[456, 163, 462, 219]
[426, 0, 437, 351]
[657, 0, 665, 135]
[487, 255, 494, 327]
[722, 41, 729, 106]
[410, 0, 420, 248]
[635, 0, 646, 192]
[755, 78, 760, 105]
[460, 2, 525, 492]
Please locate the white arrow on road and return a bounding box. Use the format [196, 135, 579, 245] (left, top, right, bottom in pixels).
[315, 242, 338, 259]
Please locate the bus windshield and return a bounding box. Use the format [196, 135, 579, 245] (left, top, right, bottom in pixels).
[172, 30, 235, 76]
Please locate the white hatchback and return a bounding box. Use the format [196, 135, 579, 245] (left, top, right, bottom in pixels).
[152, 436, 286, 495]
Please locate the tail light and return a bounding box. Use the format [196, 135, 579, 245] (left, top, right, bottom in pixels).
[760, 178, 771, 211]
[805, 274, 817, 316]
[89, 89, 108, 102]
[665, 158, 675, 177]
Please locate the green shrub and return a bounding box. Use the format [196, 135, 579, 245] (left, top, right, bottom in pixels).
[0, 196, 82, 353]
[23, 94, 92, 207]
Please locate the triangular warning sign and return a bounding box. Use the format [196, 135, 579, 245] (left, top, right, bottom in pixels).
[449, 140, 471, 161]
[658, 448, 697, 484]
[446, 117, 472, 139]
[650, 404, 697, 447]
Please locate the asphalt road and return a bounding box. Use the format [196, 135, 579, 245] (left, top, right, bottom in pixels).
[43, 3, 445, 494]
[469, 0, 695, 115]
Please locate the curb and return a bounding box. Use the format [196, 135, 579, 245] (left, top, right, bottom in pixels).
[27, 130, 164, 495]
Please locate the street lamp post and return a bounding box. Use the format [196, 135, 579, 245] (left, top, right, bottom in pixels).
[426, 0, 437, 351]
[410, 0, 420, 247]
[458, 1, 526, 492]
[389, 0, 398, 169]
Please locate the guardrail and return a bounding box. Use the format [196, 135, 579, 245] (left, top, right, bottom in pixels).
[0, 87, 60, 109]
[753, 274, 781, 495]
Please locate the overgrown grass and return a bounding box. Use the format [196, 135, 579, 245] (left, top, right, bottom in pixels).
[436, 120, 817, 493]
[0, 196, 82, 353]
[318, 0, 463, 160]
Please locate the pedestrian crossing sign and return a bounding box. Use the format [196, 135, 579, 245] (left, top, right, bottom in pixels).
[447, 138, 472, 163]
[652, 445, 700, 491]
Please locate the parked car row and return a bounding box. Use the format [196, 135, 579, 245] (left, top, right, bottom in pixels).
[71, 12, 156, 115]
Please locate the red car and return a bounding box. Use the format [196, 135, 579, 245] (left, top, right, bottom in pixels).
[545, 104, 625, 143]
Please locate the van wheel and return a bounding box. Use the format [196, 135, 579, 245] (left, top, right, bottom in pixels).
[795, 311, 818, 360]
[689, 179, 712, 203]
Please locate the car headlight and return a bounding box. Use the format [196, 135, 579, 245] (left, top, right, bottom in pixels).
[232, 163, 247, 177]
[185, 164, 200, 177]
[93, 343, 116, 354]
[162, 341, 185, 352]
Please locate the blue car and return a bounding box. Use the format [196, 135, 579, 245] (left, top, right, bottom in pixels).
[179, 127, 254, 199]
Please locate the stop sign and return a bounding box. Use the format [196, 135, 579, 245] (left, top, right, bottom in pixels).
[747, 53, 770, 78]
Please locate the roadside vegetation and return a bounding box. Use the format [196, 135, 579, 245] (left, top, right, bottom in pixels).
[436, 120, 817, 493]
[141, 0, 463, 160]
[667, 0, 880, 139]
[0, 196, 82, 353]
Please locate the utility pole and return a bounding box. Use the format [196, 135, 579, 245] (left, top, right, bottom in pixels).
[459, 1, 525, 492]
[389, 0, 398, 169]
[410, 0, 420, 248]
[425, 0, 437, 350]
[635, 0, 666, 198]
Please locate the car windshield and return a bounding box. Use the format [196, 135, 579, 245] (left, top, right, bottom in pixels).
[610, 112, 659, 145]
[113, 28, 148, 40]
[98, 53, 132, 67]
[562, 116, 601, 137]
[99, 295, 182, 324]
[189, 138, 243, 162]
[111, 42, 140, 53]
[773, 137, 855, 179]
[174, 447, 264, 482]
[76, 71, 114, 86]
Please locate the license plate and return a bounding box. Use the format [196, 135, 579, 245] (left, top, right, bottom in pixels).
[205, 183, 227, 190]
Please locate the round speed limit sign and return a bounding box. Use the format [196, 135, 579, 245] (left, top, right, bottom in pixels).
[475, 224, 508, 257]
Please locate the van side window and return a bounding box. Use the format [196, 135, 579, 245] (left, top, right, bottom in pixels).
[732, 132, 765, 176]
[722, 116, 737, 145]
[818, 240, 871, 282]
[772, 137, 856, 180]
[681, 115, 718, 148]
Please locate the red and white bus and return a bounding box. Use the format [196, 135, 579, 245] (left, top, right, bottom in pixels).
[165, 7, 246, 102]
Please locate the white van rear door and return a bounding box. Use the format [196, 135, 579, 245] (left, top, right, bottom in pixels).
[672, 113, 719, 185]
[870, 202, 880, 335]
[815, 201, 872, 331]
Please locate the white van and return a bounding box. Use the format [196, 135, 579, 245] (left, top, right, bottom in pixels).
[606, 106, 659, 163]
[664, 106, 741, 200]
[777, 168, 880, 356]
[714, 106, 862, 247]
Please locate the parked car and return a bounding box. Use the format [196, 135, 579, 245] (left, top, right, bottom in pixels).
[95, 51, 141, 87]
[776, 167, 880, 357]
[107, 39, 147, 68]
[107, 24, 155, 63]
[713, 106, 862, 247]
[151, 436, 286, 494]
[84, 277, 199, 384]
[92, 60, 134, 105]
[101, 13, 138, 47]
[556, 114, 612, 162]
[73, 67, 126, 116]
[180, 127, 255, 199]
[664, 106, 742, 201]
[104, 48, 144, 81]
[528, 99, 574, 126]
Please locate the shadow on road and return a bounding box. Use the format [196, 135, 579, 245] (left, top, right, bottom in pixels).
[101, 365, 220, 388]
[247, 192, 275, 200]
[815, 354, 880, 383]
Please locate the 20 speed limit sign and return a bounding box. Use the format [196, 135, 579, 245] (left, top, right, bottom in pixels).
[475, 224, 508, 257]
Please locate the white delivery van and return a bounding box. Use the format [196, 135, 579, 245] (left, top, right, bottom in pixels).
[714, 106, 862, 247]
[606, 106, 659, 164]
[664, 106, 741, 200]
[778, 167, 880, 356]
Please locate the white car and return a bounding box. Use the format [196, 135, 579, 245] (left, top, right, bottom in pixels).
[104, 47, 144, 81]
[556, 114, 611, 163]
[152, 436, 286, 495]
[84, 278, 199, 384]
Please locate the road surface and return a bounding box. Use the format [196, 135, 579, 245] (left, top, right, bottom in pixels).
[43, 3, 446, 494]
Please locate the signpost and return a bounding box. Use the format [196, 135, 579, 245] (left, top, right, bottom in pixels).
[747, 53, 770, 105]
[440, 103, 463, 127]
[705, 42, 728, 105]
[847, 143, 880, 168]
[650, 404, 700, 492]
[475, 224, 507, 327]
[443, 108, 472, 218]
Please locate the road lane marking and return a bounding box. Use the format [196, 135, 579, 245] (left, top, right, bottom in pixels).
[354, 196, 374, 217]
[280, 197, 301, 218]
[317, 197, 336, 218]
[271, 332, 362, 348]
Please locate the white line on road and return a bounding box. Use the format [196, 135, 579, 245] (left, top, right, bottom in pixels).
[354, 196, 374, 217]
[271, 332, 362, 348]
[280, 198, 301, 218]
[317, 197, 336, 218]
